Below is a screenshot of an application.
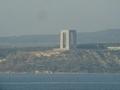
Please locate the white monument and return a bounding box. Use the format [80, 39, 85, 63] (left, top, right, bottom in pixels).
[60, 30, 77, 50]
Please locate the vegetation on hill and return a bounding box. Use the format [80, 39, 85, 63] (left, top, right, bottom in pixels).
[0, 44, 120, 73]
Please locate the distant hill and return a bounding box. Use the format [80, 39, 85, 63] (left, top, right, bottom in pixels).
[0, 35, 59, 47]
[0, 29, 120, 46]
[77, 29, 120, 44]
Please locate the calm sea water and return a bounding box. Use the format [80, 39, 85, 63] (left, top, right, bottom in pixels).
[0, 73, 120, 90]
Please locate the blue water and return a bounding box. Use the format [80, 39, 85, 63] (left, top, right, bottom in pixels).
[0, 73, 120, 90]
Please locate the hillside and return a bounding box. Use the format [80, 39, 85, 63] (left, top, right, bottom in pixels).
[0, 47, 120, 73]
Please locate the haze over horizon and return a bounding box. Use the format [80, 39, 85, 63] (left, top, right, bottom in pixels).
[0, 0, 120, 36]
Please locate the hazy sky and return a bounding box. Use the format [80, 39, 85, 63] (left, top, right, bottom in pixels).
[0, 0, 120, 36]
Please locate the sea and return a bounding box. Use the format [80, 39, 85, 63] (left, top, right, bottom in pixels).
[0, 73, 120, 90]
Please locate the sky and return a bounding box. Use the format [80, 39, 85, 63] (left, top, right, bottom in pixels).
[0, 0, 120, 36]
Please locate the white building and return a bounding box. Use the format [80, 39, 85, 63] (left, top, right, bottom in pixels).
[107, 47, 120, 51]
[60, 30, 77, 50]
